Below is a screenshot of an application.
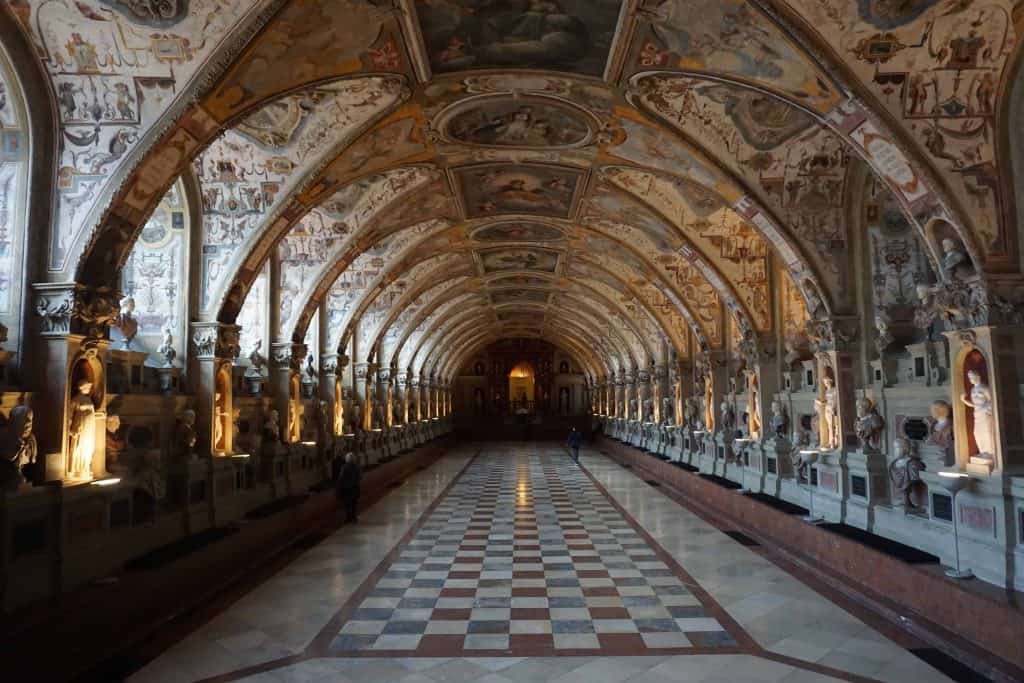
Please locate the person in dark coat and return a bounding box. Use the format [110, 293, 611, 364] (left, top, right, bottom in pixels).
[336, 452, 362, 522]
[567, 427, 582, 464]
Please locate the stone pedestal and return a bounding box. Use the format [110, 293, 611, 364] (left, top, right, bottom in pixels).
[107, 348, 149, 394]
[810, 448, 848, 522]
[844, 448, 890, 529]
[760, 437, 793, 497]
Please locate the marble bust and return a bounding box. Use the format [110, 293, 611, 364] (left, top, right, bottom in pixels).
[926, 400, 953, 449]
[888, 437, 926, 511]
[769, 399, 787, 439]
[853, 397, 884, 451]
[116, 295, 138, 349]
[246, 340, 267, 377]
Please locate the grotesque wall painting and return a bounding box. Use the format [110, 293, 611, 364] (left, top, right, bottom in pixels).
[19, 0, 256, 270]
[626, 0, 841, 112]
[865, 179, 934, 310]
[196, 78, 403, 310]
[121, 180, 189, 355]
[414, 0, 623, 77]
[204, 0, 400, 120]
[478, 247, 560, 274]
[472, 222, 565, 242]
[443, 97, 593, 148]
[458, 165, 581, 219]
[236, 266, 268, 359]
[789, 0, 1014, 256]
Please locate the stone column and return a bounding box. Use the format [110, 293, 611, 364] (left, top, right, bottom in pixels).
[33, 283, 120, 482]
[394, 370, 408, 426]
[353, 362, 371, 432]
[739, 332, 781, 442]
[653, 364, 669, 424]
[190, 321, 241, 456]
[320, 353, 343, 436]
[410, 374, 422, 422]
[376, 366, 392, 430]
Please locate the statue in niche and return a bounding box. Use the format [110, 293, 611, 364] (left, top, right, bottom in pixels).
[68, 378, 97, 479]
[1, 405, 37, 490]
[770, 400, 787, 439]
[392, 397, 402, 425]
[941, 238, 970, 278]
[116, 296, 138, 349]
[673, 370, 683, 425]
[157, 328, 176, 367]
[176, 409, 197, 459]
[642, 398, 654, 422]
[629, 398, 638, 420]
[783, 336, 801, 369]
[683, 396, 698, 428]
[888, 437, 927, 512]
[853, 397, 884, 451]
[926, 400, 954, 449]
[719, 398, 736, 433]
[246, 340, 267, 377]
[961, 369, 995, 460]
[213, 391, 229, 452]
[703, 375, 714, 430]
[816, 375, 839, 450]
[105, 414, 127, 470]
[747, 373, 761, 438]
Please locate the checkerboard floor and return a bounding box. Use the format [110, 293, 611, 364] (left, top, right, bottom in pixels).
[326, 451, 741, 656]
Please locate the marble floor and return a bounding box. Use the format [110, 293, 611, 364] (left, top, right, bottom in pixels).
[129, 445, 958, 683]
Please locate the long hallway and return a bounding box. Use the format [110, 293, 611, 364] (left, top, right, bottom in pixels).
[130, 447, 956, 683]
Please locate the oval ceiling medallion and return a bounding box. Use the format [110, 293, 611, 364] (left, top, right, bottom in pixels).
[443, 96, 594, 149]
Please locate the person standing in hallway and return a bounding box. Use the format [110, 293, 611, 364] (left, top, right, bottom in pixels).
[567, 426, 582, 464]
[336, 452, 362, 522]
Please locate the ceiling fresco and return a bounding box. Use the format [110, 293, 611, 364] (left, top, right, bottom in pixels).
[412, 0, 624, 77]
[11, 0, 1023, 386]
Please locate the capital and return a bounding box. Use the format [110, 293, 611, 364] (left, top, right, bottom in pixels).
[191, 322, 241, 360]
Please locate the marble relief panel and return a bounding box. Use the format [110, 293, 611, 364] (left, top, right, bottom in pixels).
[18, 0, 259, 269]
[784, 0, 1016, 256]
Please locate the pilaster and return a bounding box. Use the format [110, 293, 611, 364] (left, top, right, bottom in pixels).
[190, 321, 240, 456]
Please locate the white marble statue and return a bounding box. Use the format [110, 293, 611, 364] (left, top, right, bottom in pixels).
[747, 373, 761, 438]
[68, 378, 96, 479]
[816, 376, 839, 450]
[719, 398, 736, 432]
[246, 339, 267, 377]
[1, 405, 36, 490]
[961, 370, 995, 460]
[116, 296, 138, 349]
[157, 328, 176, 367]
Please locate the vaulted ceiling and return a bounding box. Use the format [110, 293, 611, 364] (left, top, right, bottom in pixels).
[12, 0, 1022, 381]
